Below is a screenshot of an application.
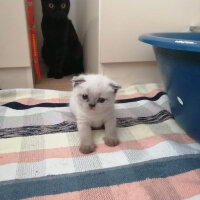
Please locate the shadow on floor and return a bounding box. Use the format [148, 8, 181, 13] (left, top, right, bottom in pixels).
[34, 63, 73, 91]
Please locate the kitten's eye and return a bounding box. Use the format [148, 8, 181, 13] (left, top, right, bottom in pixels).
[48, 3, 54, 8]
[61, 3, 66, 9]
[82, 94, 88, 100]
[98, 98, 106, 103]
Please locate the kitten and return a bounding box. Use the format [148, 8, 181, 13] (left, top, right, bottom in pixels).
[70, 74, 121, 154]
[41, 0, 84, 79]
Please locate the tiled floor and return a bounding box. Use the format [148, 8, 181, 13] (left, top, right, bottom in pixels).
[34, 64, 73, 91]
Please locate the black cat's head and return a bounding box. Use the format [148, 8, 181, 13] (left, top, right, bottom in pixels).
[41, 0, 70, 20]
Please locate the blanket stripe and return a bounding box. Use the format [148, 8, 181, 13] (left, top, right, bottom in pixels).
[0, 84, 199, 200]
[2, 102, 68, 110]
[24, 169, 200, 200]
[0, 118, 184, 154]
[1, 142, 200, 182]
[0, 89, 164, 106]
[0, 155, 200, 200]
[0, 101, 170, 129]
[0, 133, 195, 165]
[0, 110, 173, 138]
[0, 92, 169, 117]
[1, 91, 166, 110]
[0, 98, 69, 106]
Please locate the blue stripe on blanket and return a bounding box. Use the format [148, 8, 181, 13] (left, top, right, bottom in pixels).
[0, 110, 173, 138]
[2, 102, 68, 110]
[2, 92, 166, 110]
[115, 91, 166, 103]
[0, 154, 200, 200]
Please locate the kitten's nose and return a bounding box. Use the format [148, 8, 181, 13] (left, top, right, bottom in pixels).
[89, 103, 96, 109]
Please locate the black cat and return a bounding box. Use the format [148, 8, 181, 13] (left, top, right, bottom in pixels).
[41, 0, 84, 79]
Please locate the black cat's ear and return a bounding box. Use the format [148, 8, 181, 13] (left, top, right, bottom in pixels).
[72, 75, 86, 87]
[109, 82, 121, 93]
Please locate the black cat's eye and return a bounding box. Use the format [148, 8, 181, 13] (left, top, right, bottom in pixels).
[82, 94, 88, 100]
[48, 3, 54, 8]
[98, 98, 106, 103]
[61, 3, 66, 9]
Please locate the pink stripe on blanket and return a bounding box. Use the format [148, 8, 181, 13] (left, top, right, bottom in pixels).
[0, 133, 195, 165]
[24, 169, 200, 200]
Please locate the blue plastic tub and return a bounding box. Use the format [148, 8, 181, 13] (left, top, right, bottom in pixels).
[139, 33, 200, 141]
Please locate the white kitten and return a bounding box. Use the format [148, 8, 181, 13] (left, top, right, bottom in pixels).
[70, 74, 121, 154]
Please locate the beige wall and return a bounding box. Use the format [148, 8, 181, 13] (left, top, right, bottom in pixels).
[0, 67, 34, 89]
[100, 0, 200, 63]
[0, 0, 34, 89]
[0, 0, 32, 68]
[102, 62, 163, 87]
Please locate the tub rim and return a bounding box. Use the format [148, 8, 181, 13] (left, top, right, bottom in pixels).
[139, 32, 200, 53]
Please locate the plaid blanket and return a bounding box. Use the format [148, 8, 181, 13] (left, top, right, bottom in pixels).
[0, 83, 200, 200]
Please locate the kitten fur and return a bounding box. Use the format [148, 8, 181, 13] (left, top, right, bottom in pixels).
[41, 0, 84, 79]
[70, 74, 121, 154]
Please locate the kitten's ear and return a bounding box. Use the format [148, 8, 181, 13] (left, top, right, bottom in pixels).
[109, 81, 121, 93]
[72, 75, 86, 87]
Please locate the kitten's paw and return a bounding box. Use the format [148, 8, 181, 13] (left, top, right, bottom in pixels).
[79, 144, 96, 154]
[104, 137, 120, 147]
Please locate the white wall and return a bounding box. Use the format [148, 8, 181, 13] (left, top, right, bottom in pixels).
[73, 0, 100, 73]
